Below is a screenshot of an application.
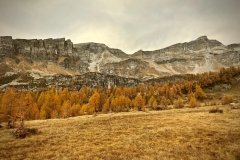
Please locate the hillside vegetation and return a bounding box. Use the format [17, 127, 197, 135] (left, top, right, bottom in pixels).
[0, 66, 240, 122]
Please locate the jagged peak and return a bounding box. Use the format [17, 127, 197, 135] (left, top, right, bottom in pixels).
[132, 49, 144, 55]
[196, 35, 208, 41]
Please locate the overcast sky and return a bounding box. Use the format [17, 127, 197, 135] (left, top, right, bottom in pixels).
[0, 0, 239, 54]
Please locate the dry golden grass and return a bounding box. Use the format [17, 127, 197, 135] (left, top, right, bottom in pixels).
[0, 105, 240, 160]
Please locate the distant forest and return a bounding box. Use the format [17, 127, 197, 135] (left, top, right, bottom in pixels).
[0, 66, 240, 122]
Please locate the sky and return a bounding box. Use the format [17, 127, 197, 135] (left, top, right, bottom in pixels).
[0, 0, 240, 54]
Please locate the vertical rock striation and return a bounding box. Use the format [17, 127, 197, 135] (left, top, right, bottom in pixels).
[0, 36, 74, 59]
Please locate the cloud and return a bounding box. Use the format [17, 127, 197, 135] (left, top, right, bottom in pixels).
[0, 0, 240, 54]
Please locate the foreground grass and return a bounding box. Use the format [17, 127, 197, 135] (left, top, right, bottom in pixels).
[0, 105, 240, 160]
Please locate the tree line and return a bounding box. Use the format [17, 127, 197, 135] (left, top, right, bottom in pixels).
[0, 66, 239, 121]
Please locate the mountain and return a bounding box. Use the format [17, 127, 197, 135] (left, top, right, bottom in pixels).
[0, 35, 239, 89]
[132, 36, 240, 77]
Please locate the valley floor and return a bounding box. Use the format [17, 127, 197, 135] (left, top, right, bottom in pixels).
[1, 105, 240, 160]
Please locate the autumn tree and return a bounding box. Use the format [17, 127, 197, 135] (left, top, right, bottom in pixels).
[80, 104, 89, 115]
[174, 96, 184, 108]
[69, 91, 80, 105]
[169, 86, 177, 100]
[61, 100, 72, 118]
[160, 96, 170, 109]
[88, 91, 101, 114]
[102, 98, 110, 113]
[71, 103, 81, 117]
[39, 90, 55, 119]
[111, 95, 131, 112]
[37, 92, 45, 109]
[39, 103, 49, 119]
[59, 88, 69, 103]
[21, 92, 39, 120]
[195, 84, 206, 100]
[189, 93, 197, 108]
[133, 94, 145, 111]
[0, 88, 18, 121]
[148, 96, 158, 110]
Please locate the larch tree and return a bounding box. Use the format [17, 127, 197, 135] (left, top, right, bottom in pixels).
[133, 94, 145, 111]
[0, 88, 18, 121]
[148, 96, 158, 110]
[160, 96, 169, 108]
[174, 96, 184, 108]
[102, 98, 110, 113]
[21, 92, 39, 120]
[88, 91, 101, 114]
[195, 84, 206, 100]
[71, 103, 81, 117]
[61, 100, 72, 118]
[189, 93, 197, 108]
[80, 103, 89, 115]
[113, 95, 131, 112]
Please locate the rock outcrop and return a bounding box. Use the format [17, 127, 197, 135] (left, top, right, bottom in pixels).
[0, 36, 14, 56]
[12, 38, 73, 58]
[0, 72, 140, 90]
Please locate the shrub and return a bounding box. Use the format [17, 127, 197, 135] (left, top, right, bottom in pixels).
[12, 119, 39, 139]
[221, 95, 233, 105]
[7, 118, 16, 129]
[174, 97, 184, 108]
[209, 108, 223, 113]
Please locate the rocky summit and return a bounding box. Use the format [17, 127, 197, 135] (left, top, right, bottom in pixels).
[0, 35, 239, 89]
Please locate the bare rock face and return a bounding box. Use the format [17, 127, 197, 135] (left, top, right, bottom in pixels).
[0, 36, 14, 56]
[0, 36, 74, 60]
[101, 58, 159, 79]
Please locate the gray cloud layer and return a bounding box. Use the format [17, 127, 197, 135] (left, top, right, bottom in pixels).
[0, 0, 240, 53]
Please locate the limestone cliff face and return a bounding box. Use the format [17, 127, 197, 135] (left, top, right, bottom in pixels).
[0, 36, 14, 56]
[12, 38, 73, 57]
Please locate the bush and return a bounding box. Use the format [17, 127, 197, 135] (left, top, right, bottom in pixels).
[209, 108, 223, 113]
[174, 97, 184, 108]
[13, 127, 39, 139]
[221, 95, 233, 105]
[12, 119, 39, 139]
[7, 119, 15, 129]
[155, 105, 167, 110]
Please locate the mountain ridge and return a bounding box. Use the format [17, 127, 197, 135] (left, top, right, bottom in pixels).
[0, 35, 240, 82]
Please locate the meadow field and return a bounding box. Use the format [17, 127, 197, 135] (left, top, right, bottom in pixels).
[0, 104, 240, 160]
